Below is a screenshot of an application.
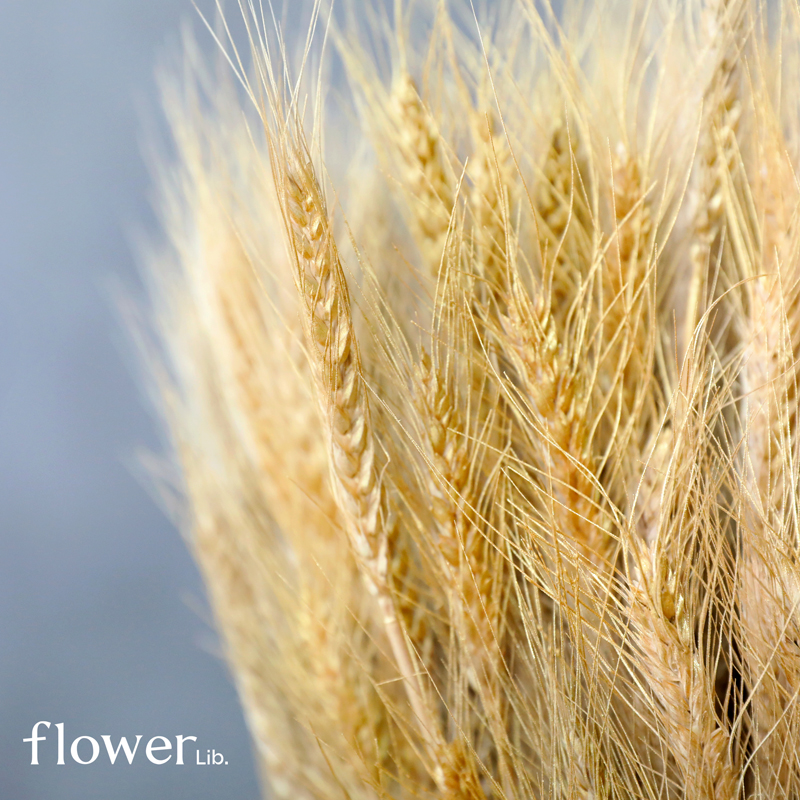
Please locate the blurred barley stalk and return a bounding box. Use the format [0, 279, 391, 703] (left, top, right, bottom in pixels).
[144, 0, 800, 797]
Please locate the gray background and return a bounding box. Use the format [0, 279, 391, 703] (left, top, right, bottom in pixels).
[0, 1, 262, 797]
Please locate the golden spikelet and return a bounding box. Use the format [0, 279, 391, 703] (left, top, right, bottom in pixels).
[469, 112, 514, 308]
[282, 154, 383, 569]
[276, 145, 456, 791]
[413, 350, 501, 691]
[390, 72, 455, 274]
[684, 0, 745, 357]
[500, 280, 613, 569]
[737, 85, 800, 796]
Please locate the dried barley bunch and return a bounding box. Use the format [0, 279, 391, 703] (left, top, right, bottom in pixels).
[144, 1, 800, 797]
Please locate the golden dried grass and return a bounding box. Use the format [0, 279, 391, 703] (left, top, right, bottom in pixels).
[144, 1, 800, 797]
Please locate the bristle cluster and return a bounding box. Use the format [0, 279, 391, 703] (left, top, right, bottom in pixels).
[148, 1, 800, 798]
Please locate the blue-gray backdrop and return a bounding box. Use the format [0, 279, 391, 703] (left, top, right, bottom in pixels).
[0, 1, 263, 797]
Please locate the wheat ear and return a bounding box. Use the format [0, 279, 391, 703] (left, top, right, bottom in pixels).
[684, 0, 744, 359]
[469, 112, 514, 311]
[500, 277, 613, 569]
[276, 144, 456, 789]
[738, 103, 800, 795]
[535, 118, 593, 336]
[627, 355, 740, 800]
[629, 551, 738, 800]
[391, 72, 455, 275]
[606, 146, 657, 432]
